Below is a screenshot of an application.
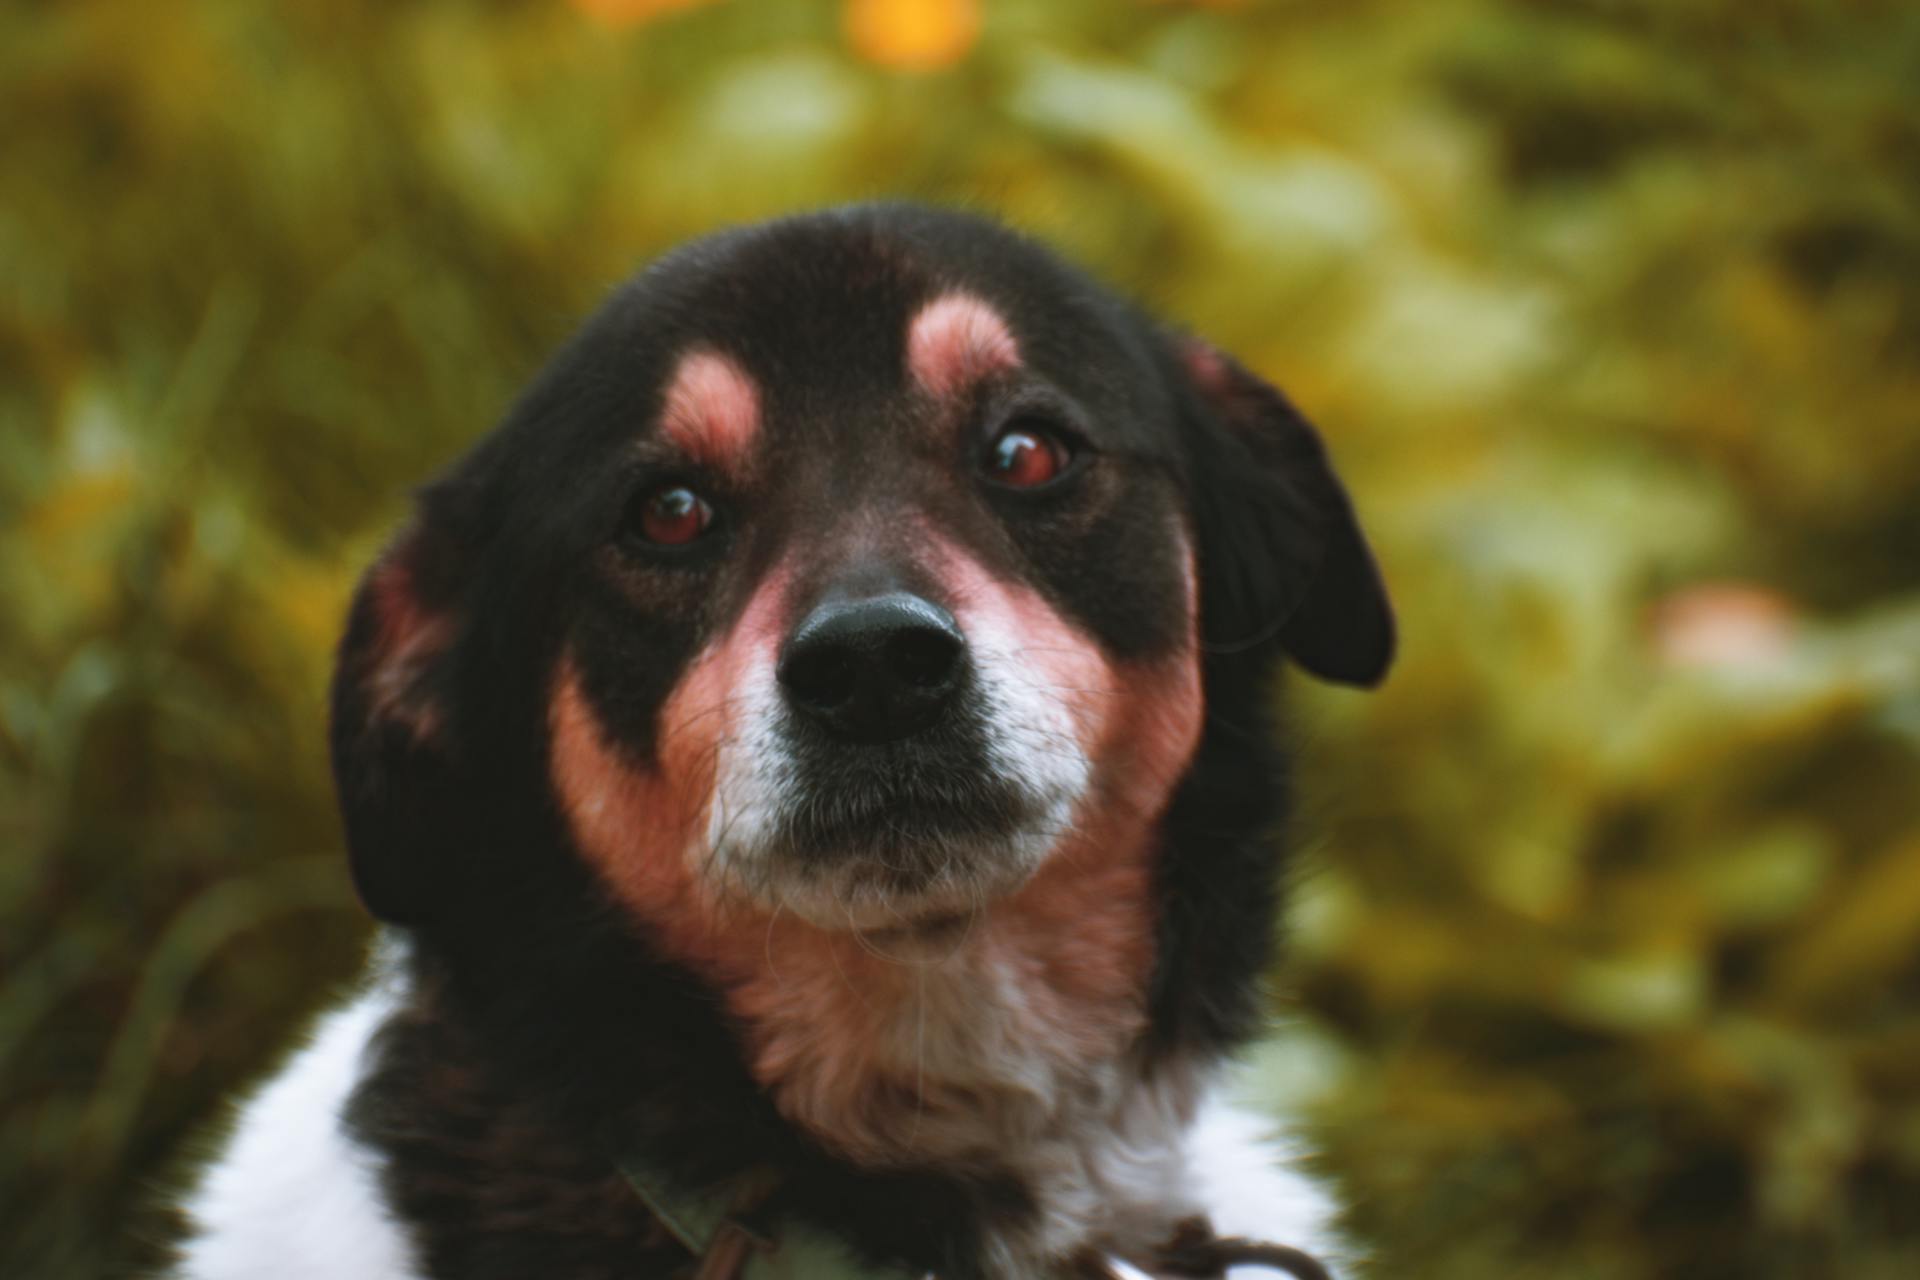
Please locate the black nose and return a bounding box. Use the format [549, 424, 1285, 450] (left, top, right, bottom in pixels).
[777, 592, 967, 742]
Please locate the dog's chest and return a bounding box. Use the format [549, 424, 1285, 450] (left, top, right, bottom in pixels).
[720, 922, 1205, 1268]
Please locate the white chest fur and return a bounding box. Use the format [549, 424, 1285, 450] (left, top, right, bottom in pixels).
[174, 962, 1352, 1279]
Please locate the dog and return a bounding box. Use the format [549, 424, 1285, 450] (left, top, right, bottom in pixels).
[172, 203, 1393, 1279]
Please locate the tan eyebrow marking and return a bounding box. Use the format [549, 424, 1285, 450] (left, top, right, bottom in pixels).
[659, 349, 761, 470]
[906, 292, 1021, 399]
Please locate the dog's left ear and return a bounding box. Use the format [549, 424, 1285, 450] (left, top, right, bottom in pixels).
[329, 474, 489, 927]
[1173, 339, 1394, 687]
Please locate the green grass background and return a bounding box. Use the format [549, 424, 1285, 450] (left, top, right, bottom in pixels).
[3, 1, 1918, 1275]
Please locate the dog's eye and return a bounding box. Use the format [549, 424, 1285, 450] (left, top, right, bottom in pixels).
[983, 424, 1072, 490]
[631, 485, 716, 546]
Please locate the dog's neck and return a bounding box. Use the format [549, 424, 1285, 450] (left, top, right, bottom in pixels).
[360, 826, 1204, 1275]
[709, 830, 1164, 1167]
[677, 826, 1225, 1269]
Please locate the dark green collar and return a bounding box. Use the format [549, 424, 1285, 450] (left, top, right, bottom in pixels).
[612, 1157, 1332, 1280]
[613, 1159, 928, 1279]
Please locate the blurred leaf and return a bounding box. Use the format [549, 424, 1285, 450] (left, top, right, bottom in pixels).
[844, 0, 981, 71]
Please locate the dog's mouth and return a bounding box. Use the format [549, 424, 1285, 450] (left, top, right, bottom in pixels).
[700, 671, 1095, 933]
[779, 774, 1044, 869]
[775, 775, 1035, 862]
[745, 751, 1072, 931]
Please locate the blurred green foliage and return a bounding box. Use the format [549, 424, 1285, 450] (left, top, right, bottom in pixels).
[3, 0, 1918, 1276]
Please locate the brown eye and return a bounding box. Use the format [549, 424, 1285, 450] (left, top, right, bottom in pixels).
[984, 425, 1071, 489]
[634, 485, 715, 546]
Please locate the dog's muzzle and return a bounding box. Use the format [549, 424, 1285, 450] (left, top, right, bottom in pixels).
[704, 576, 1090, 928]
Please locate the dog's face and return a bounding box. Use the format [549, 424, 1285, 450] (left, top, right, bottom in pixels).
[332, 204, 1391, 1013]
[550, 267, 1218, 940]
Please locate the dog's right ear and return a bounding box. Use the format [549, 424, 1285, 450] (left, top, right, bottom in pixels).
[1172, 339, 1395, 687]
[329, 480, 481, 927]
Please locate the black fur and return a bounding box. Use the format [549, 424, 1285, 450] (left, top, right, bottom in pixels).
[321, 203, 1392, 1277]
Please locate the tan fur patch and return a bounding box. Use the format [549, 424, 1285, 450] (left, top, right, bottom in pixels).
[907, 292, 1021, 399]
[660, 349, 761, 472]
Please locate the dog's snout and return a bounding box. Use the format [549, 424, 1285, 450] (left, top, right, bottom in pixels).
[778, 593, 966, 742]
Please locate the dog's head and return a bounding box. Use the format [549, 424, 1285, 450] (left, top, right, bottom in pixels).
[331, 203, 1390, 1019]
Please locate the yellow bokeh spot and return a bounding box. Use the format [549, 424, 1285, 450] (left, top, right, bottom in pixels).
[844, 0, 980, 72]
[570, 0, 715, 30]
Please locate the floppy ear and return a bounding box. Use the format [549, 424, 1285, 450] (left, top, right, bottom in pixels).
[328, 483, 482, 926]
[1175, 340, 1394, 687]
